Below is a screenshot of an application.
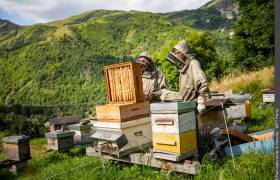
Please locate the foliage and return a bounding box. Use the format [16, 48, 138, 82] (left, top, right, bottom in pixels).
[0, 10, 222, 105]
[245, 103, 275, 133]
[186, 30, 221, 80]
[233, 79, 263, 103]
[231, 0, 274, 70]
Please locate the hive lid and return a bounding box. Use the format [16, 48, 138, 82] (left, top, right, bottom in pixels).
[150, 101, 197, 112]
[45, 130, 75, 138]
[2, 135, 29, 144]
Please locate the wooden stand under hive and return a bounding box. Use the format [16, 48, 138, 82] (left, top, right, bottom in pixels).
[150, 102, 197, 161]
[92, 61, 151, 157]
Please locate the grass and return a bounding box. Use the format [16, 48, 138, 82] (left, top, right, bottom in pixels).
[210, 67, 274, 93]
[196, 153, 275, 180]
[0, 136, 275, 180]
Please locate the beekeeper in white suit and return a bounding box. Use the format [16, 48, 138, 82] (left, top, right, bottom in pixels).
[166, 40, 210, 113]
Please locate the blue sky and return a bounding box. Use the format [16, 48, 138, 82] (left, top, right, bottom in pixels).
[0, 0, 211, 25]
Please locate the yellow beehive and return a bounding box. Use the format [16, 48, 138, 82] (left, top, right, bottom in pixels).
[152, 130, 197, 155]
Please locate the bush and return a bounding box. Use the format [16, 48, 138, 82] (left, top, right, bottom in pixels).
[233, 79, 263, 103]
[245, 103, 275, 132]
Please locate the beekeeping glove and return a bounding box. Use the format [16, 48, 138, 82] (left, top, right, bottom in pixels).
[197, 96, 206, 114]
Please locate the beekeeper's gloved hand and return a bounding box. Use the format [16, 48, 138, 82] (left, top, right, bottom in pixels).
[197, 96, 206, 114]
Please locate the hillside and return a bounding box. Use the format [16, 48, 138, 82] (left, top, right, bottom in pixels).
[0, 10, 195, 108]
[161, 0, 238, 30]
[0, 0, 254, 111]
[0, 19, 21, 41]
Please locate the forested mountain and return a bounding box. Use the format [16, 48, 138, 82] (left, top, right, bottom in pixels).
[0, 10, 220, 107]
[161, 0, 237, 30]
[0, 0, 274, 109]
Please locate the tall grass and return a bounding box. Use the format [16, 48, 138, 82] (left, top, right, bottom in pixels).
[196, 153, 275, 180]
[0, 137, 274, 180]
[210, 67, 274, 93]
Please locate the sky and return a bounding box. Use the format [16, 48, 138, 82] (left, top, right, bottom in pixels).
[0, 0, 211, 25]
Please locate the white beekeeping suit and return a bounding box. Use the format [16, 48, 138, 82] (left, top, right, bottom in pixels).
[167, 41, 211, 113]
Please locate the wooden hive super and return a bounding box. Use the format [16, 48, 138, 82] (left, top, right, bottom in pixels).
[150, 102, 198, 161]
[104, 61, 144, 104]
[96, 61, 149, 122]
[2, 135, 30, 161]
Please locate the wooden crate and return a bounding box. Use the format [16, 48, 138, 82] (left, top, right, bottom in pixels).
[197, 110, 225, 135]
[226, 101, 251, 120]
[153, 130, 197, 155]
[96, 101, 150, 122]
[45, 131, 75, 151]
[2, 135, 30, 161]
[104, 61, 144, 104]
[151, 111, 196, 134]
[92, 117, 152, 157]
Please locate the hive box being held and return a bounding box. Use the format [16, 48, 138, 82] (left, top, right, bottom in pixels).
[96, 101, 150, 122]
[45, 130, 75, 151]
[104, 61, 144, 104]
[2, 135, 30, 161]
[68, 123, 93, 145]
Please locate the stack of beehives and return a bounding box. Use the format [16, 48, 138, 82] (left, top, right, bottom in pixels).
[91, 62, 152, 157]
[150, 102, 198, 161]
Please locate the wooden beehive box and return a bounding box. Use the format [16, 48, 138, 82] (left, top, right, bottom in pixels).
[45, 130, 75, 151]
[2, 135, 30, 161]
[92, 117, 152, 157]
[262, 88, 275, 103]
[150, 102, 197, 161]
[68, 124, 93, 145]
[104, 61, 145, 104]
[96, 101, 150, 122]
[150, 102, 197, 134]
[152, 130, 197, 161]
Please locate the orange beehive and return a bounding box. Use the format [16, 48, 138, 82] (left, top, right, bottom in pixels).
[104, 61, 145, 104]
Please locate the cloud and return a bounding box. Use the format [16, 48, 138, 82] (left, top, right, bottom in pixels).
[0, 0, 211, 25]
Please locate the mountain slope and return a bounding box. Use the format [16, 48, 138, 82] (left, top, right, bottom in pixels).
[161, 0, 238, 30]
[0, 19, 21, 41]
[0, 11, 191, 106]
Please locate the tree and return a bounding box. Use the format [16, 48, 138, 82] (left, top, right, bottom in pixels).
[231, 0, 274, 70]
